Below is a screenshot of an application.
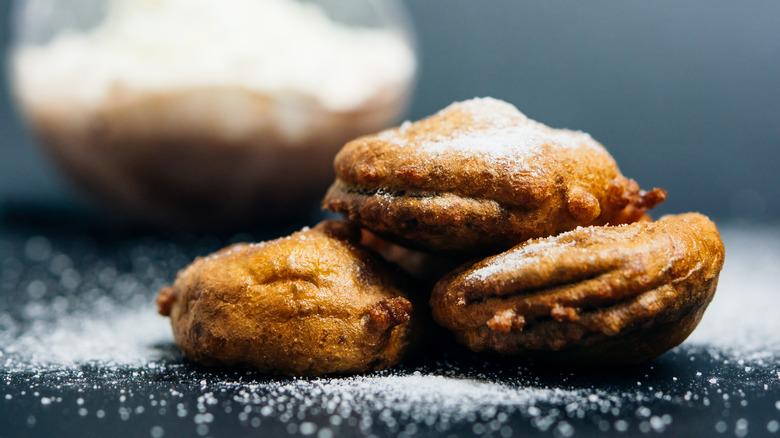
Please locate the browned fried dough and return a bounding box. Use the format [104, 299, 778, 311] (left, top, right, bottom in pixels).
[324, 97, 665, 255]
[359, 228, 466, 287]
[157, 221, 415, 376]
[429, 213, 725, 364]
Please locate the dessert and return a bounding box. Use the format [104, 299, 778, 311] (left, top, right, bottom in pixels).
[323, 97, 665, 255]
[429, 213, 725, 364]
[156, 221, 415, 376]
[156, 96, 722, 372]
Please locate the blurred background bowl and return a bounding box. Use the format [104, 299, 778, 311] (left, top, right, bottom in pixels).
[1, 1, 778, 229]
[5, 0, 417, 230]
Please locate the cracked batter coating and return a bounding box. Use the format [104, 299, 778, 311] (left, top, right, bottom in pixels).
[157, 221, 415, 376]
[430, 213, 725, 364]
[323, 97, 665, 255]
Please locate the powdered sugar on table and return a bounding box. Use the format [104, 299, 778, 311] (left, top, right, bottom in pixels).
[1, 223, 778, 436]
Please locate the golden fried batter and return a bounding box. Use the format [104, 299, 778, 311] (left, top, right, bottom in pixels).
[359, 229, 466, 287]
[429, 213, 725, 364]
[156, 221, 415, 376]
[323, 97, 665, 255]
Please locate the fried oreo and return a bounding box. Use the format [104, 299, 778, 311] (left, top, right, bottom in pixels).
[157, 221, 415, 376]
[429, 213, 725, 364]
[324, 97, 665, 255]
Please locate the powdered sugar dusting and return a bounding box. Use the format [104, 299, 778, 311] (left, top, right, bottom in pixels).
[1, 224, 779, 436]
[258, 372, 582, 420]
[466, 232, 573, 283]
[0, 232, 207, 372]
[382, 98, 605, 165]
[1, 224, 777, 369]
[421, 126, 549, 163]
[1, 301, 170, 372]
[686, 224, 780, 356]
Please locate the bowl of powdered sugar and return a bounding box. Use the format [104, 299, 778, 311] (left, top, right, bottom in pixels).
[8, 0, 417, 229]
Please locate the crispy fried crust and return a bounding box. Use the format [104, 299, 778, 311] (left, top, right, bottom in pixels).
[156, 220, 415, 376]
[429, 213, 725, 364]
[359, 229, 466, 287]
[323, 97, 664, 255]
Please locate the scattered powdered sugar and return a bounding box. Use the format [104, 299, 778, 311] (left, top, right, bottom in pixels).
[1, 223, 779, 436]
[0, 301, 171, 372]
[0, 231, 199, 372]
[301, 373, 575, 417]
[244, 373, 581, 421]
[685, 224, 780, 357]
[214, 372, 644, 436]
[1, 224, 778, 369]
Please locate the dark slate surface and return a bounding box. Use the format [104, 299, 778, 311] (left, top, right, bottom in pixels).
[0, 205, 778, 438]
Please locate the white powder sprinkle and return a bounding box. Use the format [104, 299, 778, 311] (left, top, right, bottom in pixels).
[1, 225, 778, 369]
[382, 98, 605, 166]
[207, 371, 649, 436]
[1, 302, 172, 372]
[684, 224, 780, 357]
[1, 224, 778, 436]
[466, 234, 571, 283]
[0, 234, 188, 372]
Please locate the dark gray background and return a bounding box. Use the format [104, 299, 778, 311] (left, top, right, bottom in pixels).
[0, 1, 778, 223]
